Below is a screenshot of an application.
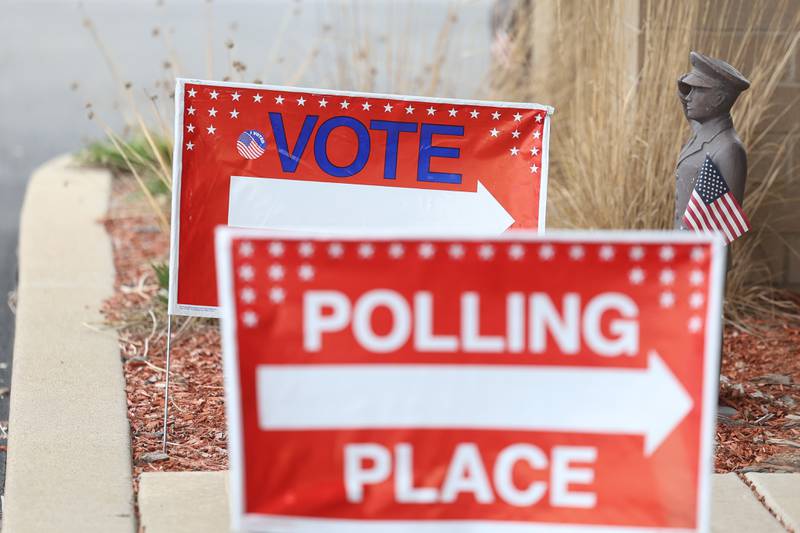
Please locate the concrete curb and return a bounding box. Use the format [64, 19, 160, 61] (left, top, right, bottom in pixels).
[139, 471, 230, 533]
[137, 471, 796, 532]
[4, 155, 136, 532]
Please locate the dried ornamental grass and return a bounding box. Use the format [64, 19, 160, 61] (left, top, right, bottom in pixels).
[491, 0, 800, 325]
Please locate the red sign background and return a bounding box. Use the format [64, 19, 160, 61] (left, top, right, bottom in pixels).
[170, 80, 552, 316]
[216, 230, 723, 532]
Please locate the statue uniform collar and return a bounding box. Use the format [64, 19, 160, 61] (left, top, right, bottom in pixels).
[677, 114, 734, 166]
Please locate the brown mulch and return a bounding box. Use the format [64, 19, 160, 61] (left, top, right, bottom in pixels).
[101, 176, 800, 486]
[717, 322, 800, 473]
[101, 178, 227, 487]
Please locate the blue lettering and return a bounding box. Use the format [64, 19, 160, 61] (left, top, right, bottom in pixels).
[417, 123, 464, 184]
[269, 112, 318, 173]
[369, 120, 418, 179]
[314, 116, 371, 178]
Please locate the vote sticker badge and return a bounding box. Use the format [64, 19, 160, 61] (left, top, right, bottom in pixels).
[237, 130, 266, 160]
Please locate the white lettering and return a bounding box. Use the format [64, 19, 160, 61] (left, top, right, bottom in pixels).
[413, 292, 458, 352]
[494, 443, 548, 506]
[461, 292, 505, 352]
[583, 293, 638, 357]
[440, 443, 494, 503]
[344, 443, 391, 503]
[395, 444, 438, 503]
[353, 289, 411, 353]
[550, 446, 597, 508]
[529, 294, 580, 354]
[303, 291, 350, 352]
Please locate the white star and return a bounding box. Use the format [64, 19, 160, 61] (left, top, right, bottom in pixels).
[229, 109, 239, 118]
[238, 242, 254, 257]
[210, 90, 219, 100]
[186, 124, 195, 133]
[341, 100, 350, 109]
[539, 244, 555, 260]
[532, 130, 541, 139]
[569, 245, 585, 260]
[478, 244, 495, 260]
[628, 267, 645, 284]
[690, 247, 706, 262]
[238, 264, 255, 281]
[187, 88, 197, 97]
[384, 102, 393, 112]
[510, 147, 520, 156]
[530, 146, 539, 156]
[388, 243, 405, 259]
[690, 292, 705, 309]
[318, 98, 328, 108]
[599, 245, 615, 261]
[298, 242, 315, 257]
[268, 241, 284, 257]
[358, 243, 375, 258]
[208, 107, 217, 117]
[490, 128, 499, 137]
[448, 244, 465, 259]
[405, 104, 415, 114]
[535, 113, 543, 123]
[629, 246, 645, 261]
[206, 125, 216, 134]
[187, 106, 196, 115]
[659, 246, 675, 261]
[240, 287, 256, 303]
[185, 142, 194, 150]
[448, 108, 457, 117]
[470, 109, 479, 118]
[272, 94, 282, 104]
[660, 291, 676, 308]
[418, 243, 436, 259]
[297, 96, 306, 106]
[659, 269, 675, 285]
[427, 106, 436, 116]
[268, 264, 285, 281]
[298, 264, 315, 281]
[508, 244, 525, 260]
[513, 112, 522, 122]
[269, 287, 286, 303]
[491, 111, 501, 120]
[327, 242, 344, 258]
[231, 91, 240, 101]
[530, 164, 539, 173]
[511, 129, 521, 139]
[362, 101, 372, 111]
[688, 316, 703, 333]
[241, 310, 258, 328]
[690, 269, 705, 286]
[253, 94, 263, 103]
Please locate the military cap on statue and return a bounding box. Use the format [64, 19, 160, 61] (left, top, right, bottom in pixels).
[679, 51, 751, 93]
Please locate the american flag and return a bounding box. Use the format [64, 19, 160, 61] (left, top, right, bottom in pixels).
[681, 155, 750, 245]
[236, 130, 266, 159]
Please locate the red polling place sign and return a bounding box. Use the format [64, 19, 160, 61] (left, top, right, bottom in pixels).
[215, 229, 724, 532]
[170, 80, 552, 316]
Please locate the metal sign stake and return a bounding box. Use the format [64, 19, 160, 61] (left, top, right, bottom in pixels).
[161, 314, 173, 454]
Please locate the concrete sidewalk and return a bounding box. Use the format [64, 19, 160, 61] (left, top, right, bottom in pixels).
[4, 156, 135, 532]
[138, 471, 800, 533]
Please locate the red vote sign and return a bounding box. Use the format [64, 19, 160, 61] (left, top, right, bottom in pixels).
[215, 229, 724, 533]
[170, 79, 552, 317]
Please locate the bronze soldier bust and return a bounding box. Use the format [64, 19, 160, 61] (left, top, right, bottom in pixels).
[675, 52, 750, 229]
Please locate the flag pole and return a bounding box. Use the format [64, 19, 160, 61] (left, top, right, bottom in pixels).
[161, 314, 173, 453]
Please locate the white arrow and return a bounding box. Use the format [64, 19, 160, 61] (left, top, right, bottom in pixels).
[256, 351, 692, 457]
[227, 175, 514, 235]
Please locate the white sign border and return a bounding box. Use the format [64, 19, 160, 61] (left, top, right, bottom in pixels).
[170, 78, 554, 317]
[215, 228, 724, 533]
